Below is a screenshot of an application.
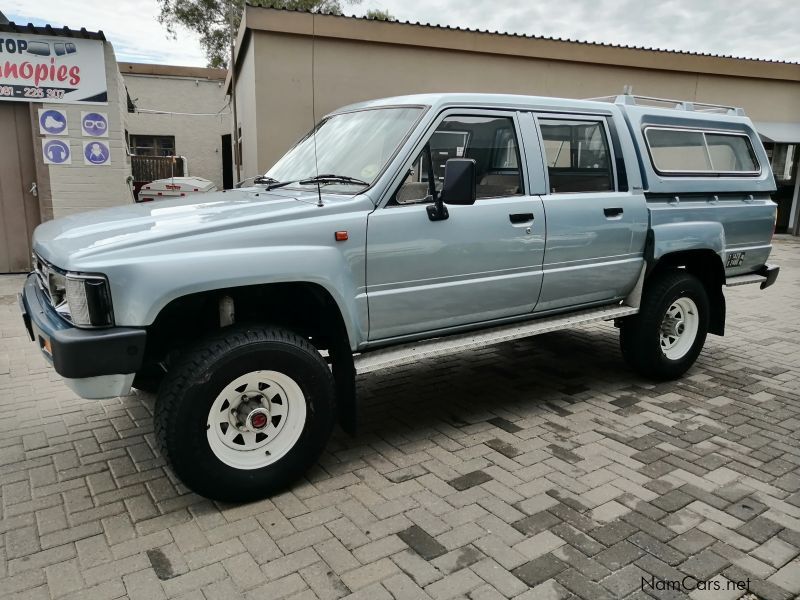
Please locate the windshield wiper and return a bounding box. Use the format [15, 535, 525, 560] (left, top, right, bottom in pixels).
[252, 175, 295, 190]
[297, 174, 369, 187]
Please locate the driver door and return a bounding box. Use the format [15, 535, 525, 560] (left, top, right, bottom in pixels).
[366, 110, 546, 342]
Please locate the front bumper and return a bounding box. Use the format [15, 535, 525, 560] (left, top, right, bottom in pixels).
[757, 263, 780, 290]
[20, 274, 146, 398]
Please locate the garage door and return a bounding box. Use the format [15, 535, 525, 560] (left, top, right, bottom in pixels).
[0, 102, 40, 273]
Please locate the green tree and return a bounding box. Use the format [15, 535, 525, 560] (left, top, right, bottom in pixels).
[158, 0, 351, 68]
[365, 8, 393, 20]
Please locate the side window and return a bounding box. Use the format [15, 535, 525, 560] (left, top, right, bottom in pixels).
[644, 128, 759, 174]
[539, 119, 614, 193]
[393, 115, 523, 205]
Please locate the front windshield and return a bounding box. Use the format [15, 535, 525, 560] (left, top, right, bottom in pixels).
[265, 106, 423, 192]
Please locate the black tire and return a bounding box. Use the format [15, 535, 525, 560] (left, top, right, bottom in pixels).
[620, 270, 709, 380]
[154, 325, 335, 502]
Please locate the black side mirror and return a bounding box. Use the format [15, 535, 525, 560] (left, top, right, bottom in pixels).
[441, 159, 477, 206]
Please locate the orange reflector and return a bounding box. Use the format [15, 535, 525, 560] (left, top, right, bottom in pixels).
[335, 231, 349, 241]
[41, 337, 52, 356]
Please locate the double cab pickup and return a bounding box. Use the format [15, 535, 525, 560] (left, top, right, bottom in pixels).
[21, 93, 780, 501]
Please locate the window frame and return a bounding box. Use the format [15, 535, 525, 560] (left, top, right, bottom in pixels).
[534, 113, 619, 195]
[384, 108, 529, 207]
[643, 126, 761, 177]
[129, 134, 177, 157]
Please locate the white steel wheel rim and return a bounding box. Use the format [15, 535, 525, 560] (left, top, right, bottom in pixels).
[206, 370, 307, 470]
[659, 297, 699, 360]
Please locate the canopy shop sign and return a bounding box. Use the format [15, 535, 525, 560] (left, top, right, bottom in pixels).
[0, 33, 107, 104]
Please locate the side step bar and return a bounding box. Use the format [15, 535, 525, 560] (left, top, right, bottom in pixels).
[354, 305, 639, 375]
[725, 264, 779, 290]
[725, 274, 766, 287]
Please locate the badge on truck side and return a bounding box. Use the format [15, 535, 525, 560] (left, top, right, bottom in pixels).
[726, 251, 746, 268]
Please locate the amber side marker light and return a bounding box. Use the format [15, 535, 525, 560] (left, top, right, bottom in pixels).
[335, 231, 349, 241]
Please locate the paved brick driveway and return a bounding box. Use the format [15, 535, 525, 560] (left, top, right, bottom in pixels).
[1, 237, 799, 600]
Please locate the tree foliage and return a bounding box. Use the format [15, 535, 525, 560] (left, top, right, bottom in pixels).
[365, 8, 393, 21]
[158, 0, 393, 68]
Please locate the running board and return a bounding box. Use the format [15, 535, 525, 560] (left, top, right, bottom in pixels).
[354, 305, 639, 375]
[725, 273, 766, 287]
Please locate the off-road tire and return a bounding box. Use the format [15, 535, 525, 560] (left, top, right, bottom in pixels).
[154, 325, 335, 502]
[620, 270, 709, 380]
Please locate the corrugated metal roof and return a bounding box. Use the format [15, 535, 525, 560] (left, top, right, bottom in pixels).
[0, 21, 106, 41]
[256, 6, 798, 65]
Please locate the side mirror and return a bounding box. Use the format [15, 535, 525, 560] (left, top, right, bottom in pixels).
[441, 158, 476, 206]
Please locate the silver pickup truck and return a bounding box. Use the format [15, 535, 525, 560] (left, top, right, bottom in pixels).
[20, 93, 779, 501]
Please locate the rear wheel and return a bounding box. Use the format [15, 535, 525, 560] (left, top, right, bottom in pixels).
[620, 271, 709, 380]
[154, 326, 335, 502]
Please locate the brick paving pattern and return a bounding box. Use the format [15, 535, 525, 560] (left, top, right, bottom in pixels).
[1, 236, 799, 600]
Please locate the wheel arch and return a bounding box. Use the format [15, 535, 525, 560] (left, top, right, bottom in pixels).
[647, 248, 726, 336]
[142, 281, 358, 433]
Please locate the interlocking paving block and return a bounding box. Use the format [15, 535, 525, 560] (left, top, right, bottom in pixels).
[448, 470, 493, 492]
[397, 525, 448, 561]
[512, 553, 568, 588]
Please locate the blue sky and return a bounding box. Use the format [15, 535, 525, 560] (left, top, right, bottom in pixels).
[4, 0, 799, 66]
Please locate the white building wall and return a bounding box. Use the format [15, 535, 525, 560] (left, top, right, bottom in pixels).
[123, 73, 231, 189]
[41, 43, 132, 219]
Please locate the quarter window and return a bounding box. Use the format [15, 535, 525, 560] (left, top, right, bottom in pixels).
[538, 119, 614, 193]
[644, 128, 759, 174]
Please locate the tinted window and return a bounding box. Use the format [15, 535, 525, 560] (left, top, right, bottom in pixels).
[645, 128, 759, 174]
[394, 115, 523, 204]
[646, 129, 710, 172]
[539, 119, 614, 193]
[705, 133, 758, 172]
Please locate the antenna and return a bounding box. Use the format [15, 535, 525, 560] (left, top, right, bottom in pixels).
[311, 13, 323, 208]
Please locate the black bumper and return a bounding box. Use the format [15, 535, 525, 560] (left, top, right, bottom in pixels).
[757, 263, 780, 290]
[20, 274, 146, 379]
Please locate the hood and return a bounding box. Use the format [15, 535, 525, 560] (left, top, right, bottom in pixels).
[33, 188, 362, 269]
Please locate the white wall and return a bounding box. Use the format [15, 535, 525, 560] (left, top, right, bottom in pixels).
[41, 43, 132, 219]
[123, 73, 231, 188]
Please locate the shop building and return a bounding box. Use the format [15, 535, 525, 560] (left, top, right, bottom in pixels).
[0, 22, 131, 273]
[230, 7, 800, 234]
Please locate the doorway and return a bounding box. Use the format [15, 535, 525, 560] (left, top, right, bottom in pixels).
[221, 134, 233, 189]
[0, 103, 41, 273]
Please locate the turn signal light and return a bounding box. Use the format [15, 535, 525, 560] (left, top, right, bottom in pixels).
[335, 231, 349, 241]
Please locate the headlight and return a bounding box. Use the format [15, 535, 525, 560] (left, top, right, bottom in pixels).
[33, 254, 114, 327]
[64, 275, 114, 327]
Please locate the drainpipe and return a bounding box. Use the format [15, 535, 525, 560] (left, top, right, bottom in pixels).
[229, 3, 241, 184]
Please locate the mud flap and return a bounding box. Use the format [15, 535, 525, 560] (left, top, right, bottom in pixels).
[328, 337, 357, 435]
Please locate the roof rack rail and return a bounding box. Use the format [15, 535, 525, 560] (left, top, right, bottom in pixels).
[585, 93, 746, 116]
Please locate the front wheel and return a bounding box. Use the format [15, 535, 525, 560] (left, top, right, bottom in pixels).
[154, 326, 336, 502]
[620, 271, 709, 380]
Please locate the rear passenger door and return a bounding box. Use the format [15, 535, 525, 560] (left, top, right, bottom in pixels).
[533, 114, 648, 312]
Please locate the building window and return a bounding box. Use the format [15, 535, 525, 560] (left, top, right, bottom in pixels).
[130, 135, 176, 157]
[644, 127, 759, 175]
[538, 118, 614, 193]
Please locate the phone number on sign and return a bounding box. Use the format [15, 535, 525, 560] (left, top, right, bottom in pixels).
[0, 85, 65, 99]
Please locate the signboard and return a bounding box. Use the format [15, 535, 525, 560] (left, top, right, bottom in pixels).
[0, 33, 107, 104]
[81, 111, 108, 137]
[42, 139, 71, 164]
[83, 140, 110, 165]
[38, 108, 68, 135]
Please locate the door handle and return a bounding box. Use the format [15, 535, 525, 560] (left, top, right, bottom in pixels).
[603, 207, 623, 218]
[509, 213, 534, 224]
